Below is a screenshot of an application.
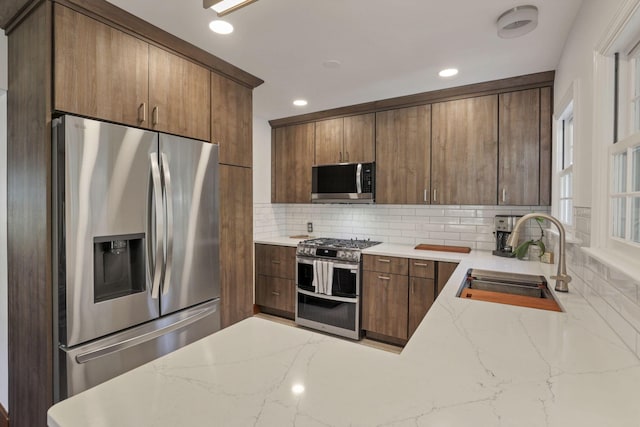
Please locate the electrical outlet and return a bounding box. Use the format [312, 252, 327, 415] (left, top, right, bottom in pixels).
[307, 222, 313, 233]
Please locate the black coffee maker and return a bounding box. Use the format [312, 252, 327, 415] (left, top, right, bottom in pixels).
[492, 215, 521, 257]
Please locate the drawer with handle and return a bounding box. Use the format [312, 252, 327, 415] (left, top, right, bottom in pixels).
[255, 275, 295, 313]
[255, 244, 296, 279]
[409, 259, 435, 279]
[362, 254, 408, 275]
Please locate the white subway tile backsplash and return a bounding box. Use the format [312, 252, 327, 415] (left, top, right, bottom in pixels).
[254, 202, 549, 245]
[477, 242, 495, 251]
[389, 236, 417, 245]
[444, 209, 477, 217]
[460, 217, 494, 225]
[444, 224, 477, 233]
[429, 216, 461, 225]
[414, 208, 446, 217]
[389, 222, 417, 231]
[416, 223, 446, 232]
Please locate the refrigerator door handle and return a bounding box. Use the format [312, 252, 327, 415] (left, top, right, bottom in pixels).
[74, 306, 215, 364]
[149, 153, 164, 299]
[161, 152, 174, 296]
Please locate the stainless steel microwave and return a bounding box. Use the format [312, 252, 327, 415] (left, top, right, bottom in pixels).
[311, 162, 375, 203]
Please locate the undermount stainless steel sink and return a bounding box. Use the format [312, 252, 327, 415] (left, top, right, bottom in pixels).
[457, 269, 562, 312]
[462, 269, 548, 298]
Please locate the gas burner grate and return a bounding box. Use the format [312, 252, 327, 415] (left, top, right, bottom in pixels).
[299, 238, 382, 250]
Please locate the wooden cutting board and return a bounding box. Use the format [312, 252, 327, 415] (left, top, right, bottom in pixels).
[458, 288, 562, 312]
[414, 244, 471, 253]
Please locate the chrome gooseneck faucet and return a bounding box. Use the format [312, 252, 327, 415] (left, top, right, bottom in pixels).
[506, 213, 572, 292]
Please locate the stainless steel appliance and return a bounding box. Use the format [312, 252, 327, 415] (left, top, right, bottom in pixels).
[492, 215, 521, 257]
[311, 162, 375, 203]
[295, 238, 381, 339]
[52, 115, 220, 400]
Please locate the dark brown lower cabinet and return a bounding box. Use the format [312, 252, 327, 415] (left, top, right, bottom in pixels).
[255, 275, 295, 315]
[254, 244, 296, 318]
[362, 271, 409, 340]
[363, 257, 459, 344]
[437, 262, 459, 295]
[408, 277, 435, 338]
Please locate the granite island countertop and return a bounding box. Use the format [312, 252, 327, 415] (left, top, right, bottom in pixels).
[48, 241, 640, 426]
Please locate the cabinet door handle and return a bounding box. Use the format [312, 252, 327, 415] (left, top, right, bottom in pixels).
[377, 259, 390, 263]
[414, 262, 428, 267]
[138, 103, 146, 124]
[377, 275, 390, 281]
[271, 291, 280, 296]
[502, 187, 506, 203]
[424, 189, 427, 202]
[152, 106, 159, 126]
[339, 152, 343, 162]
[271, 259, 281, 264]
[433, 189, 437, 202]
[346, 151, 349, 162]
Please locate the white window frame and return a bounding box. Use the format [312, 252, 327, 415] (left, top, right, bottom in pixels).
[591, 0, 640, 267]
[610, 52, 640, 248]
[553, 83, 578, 232]
[557, 102, 574, 228]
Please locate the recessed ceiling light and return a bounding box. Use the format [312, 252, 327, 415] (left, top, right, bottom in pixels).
[209, 20, 234, 34]
[293, 99, 308, 106]
[438, 68, 459, 78]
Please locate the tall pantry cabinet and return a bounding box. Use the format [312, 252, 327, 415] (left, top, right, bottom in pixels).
[4, 1, 262, 425]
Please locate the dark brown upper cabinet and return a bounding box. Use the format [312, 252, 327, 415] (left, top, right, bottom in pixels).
[315, 113, 374, 165]
[431, 95, 498, 205]
[211, 71, 253, 167]
[272, 123, 315, 203]
[375, 105, 431, 204]
[54, 5, 211, 141]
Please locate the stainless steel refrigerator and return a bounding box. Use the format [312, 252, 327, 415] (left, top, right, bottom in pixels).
[52, 115, 220, 400]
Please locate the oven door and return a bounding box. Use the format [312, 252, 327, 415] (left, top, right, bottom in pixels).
[295, 289, 360, 340]
[296, 256, 360, 297]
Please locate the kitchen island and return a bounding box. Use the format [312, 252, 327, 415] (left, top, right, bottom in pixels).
[48, 245, 640, 426]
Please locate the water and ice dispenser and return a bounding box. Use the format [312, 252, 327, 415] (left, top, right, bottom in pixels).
[93, 234, 145, 303]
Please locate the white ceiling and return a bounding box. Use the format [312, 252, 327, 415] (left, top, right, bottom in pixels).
[105, 0, 583, 121]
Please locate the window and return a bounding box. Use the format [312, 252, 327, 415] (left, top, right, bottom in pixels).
[610, 51, 640, 248]
[610, 139, 640, 245]
[557, 103, 574, 227]
[588, 1, 640, 267]
[632, 57, 640, 133]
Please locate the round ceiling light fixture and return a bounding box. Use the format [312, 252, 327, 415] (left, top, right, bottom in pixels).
[293, 99, 308, 107]
[497, 5, 538, 39]
[209, 20, 234, 34]
[323, 59, 342, 69]
[438, 68, 459, 78]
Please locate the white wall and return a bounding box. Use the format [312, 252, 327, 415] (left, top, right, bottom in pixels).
[553, 0, 624, 207]
[0, 31, 8, 411]
[252, 117, 272, 204]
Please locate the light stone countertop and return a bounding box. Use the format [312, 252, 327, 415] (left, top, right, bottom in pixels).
[48, 240, 640, 426]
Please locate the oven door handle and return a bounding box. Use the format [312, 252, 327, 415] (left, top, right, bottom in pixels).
[296, 257, 359, 271]
[297, 288, 358, 303]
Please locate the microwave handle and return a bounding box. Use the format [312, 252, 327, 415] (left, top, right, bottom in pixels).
[356, 163, 362, 194]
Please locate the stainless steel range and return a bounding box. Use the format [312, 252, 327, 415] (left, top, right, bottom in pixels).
[295, 238, 381, 339]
